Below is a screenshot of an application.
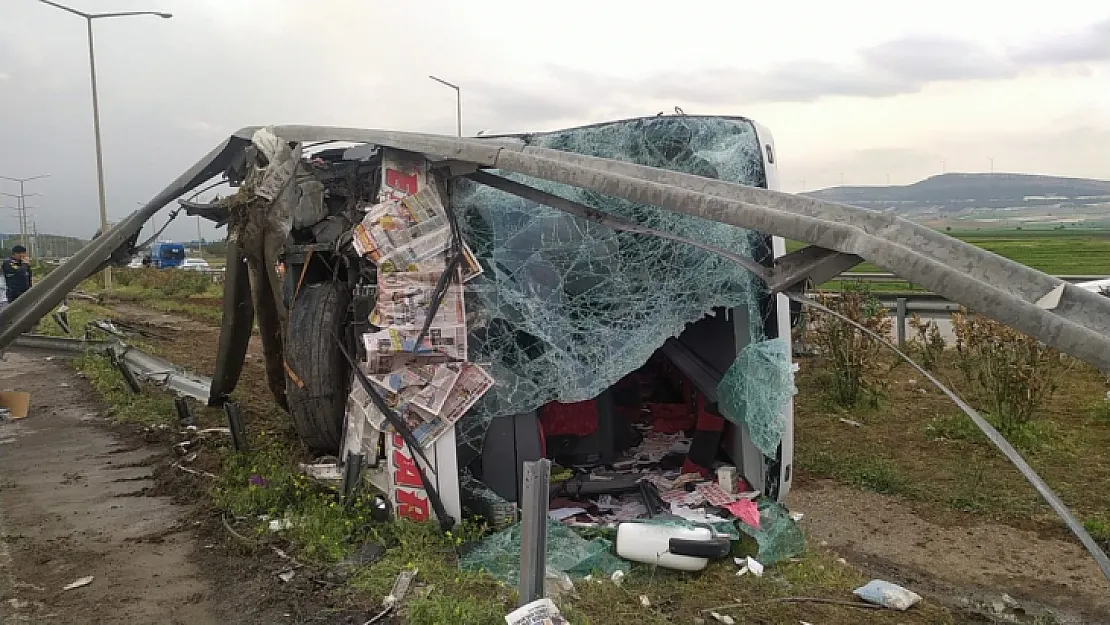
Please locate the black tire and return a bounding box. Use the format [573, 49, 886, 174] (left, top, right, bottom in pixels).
[286, 281, 352, 453]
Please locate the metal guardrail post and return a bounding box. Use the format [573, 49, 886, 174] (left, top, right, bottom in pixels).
[518, 458, 551, 606]
[342, 452, 365, 504]
[174, 397, 195, 427]
[224, 401, 247, 453]
[896, 297, 908, 349]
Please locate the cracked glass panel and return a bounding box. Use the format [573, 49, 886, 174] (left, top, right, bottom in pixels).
[449, 116, 782, 461]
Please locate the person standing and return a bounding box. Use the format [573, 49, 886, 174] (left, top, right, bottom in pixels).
[2, 245, 33, 303]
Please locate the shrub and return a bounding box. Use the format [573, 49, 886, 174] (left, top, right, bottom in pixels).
[807, 281, 892, 408]
[951, 308, 1067, 432]
[907, 313, 947, 370]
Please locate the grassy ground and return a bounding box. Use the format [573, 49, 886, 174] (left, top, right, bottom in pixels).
[788, 230, 1110, 277]
[794, 350, 1110, 550]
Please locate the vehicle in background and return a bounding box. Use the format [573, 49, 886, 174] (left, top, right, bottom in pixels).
[180, 258, 211, 271]
[148, 242, 185, 269]
[127, 256, 146, 268]
[1077, 278, 1110, 296]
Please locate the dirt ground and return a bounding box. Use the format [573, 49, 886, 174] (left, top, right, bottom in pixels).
[0, 350, 219, 624]
[0, 349, 356, 625]
[791, 479, 1110, 624]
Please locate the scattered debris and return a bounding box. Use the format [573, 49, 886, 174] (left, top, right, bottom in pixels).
[505, 598, 569, 625]
[460, 519, 624, 584]
[723, 498, 761, 530]
[735, 556, 764, 577]
[716, 465, 738, 494]
[300, 461, 342, 482]
[709, 611, 736, 624]
[384, 569, 417, 610]
[277, 570, 296, 583]
[268, 518, 293, 532]
[735, 502, 806, 564]
[639, 594, 651, 608]
[610, 570, 624, 585]
[62, 576, 94, 591]
[838, 417, 863, 427]
[853, 580, 922, 611]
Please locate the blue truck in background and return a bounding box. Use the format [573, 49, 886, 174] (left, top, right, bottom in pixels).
[148, 242, 185, 269]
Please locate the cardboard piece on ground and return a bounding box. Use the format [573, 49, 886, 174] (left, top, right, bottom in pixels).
[0, 391, 30, 420]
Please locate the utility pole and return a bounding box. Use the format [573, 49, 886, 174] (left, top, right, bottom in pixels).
[39, 1, 172, 290]
[429, 75, 462, 137]
[0, 175, 49, 248]
[989, 157, 995, 174]
[197, 216, 203, 254]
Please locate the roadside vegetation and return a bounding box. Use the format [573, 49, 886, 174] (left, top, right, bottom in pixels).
[790, 230, 1110, 292]
[797, 279, 1110, 547]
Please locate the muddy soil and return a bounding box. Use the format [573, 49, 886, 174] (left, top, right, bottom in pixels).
[0, 350, 357, 624]
[0, 351, 220, 624]
[791, 479, 1110, 624]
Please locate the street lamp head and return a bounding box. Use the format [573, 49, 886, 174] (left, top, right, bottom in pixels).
[157, 12, 173, 18]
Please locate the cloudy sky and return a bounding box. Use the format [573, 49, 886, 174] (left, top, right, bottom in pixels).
[1, 0, 1108, 241]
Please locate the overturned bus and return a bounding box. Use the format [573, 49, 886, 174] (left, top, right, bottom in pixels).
[197, 115, 797, 525]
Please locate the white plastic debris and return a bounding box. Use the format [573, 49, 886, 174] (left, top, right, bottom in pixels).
[789, 511, 805, 522]
[709, 611, 735, 624]
[735, 556, 763, 577]
[269, 518, 293, 532]
[639, 594, 651, 608]
[745, 556, 764, 577]
[853, 579, 922, 611]
[63, 576, 94, 590]
[610, 570, 625, 585]
[505, 598, 568, 625]
[277, 570, 296, 583]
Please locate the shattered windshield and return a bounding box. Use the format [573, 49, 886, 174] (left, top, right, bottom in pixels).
[453, 116, 775, 459]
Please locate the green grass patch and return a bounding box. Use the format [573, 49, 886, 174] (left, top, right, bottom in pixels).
[1084, 517, 1110, 548]
[73, 353, 176, 426]
[805, 450, 916, 497]
[789, 230, 1110, 277]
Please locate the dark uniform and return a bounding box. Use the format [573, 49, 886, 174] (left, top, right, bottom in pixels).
[2, 253, 32, 303]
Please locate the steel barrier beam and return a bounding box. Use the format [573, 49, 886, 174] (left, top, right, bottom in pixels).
[2, 125, 1109, 371]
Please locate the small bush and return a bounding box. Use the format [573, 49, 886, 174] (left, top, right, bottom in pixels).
[807, 281, 892, 408]
[952, 309, 1067, 432]
[924, 413, 982, 442]
[908, 313, 947, 370]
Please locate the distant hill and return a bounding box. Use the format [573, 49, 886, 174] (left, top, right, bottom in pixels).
[804, 173, 1110, 212]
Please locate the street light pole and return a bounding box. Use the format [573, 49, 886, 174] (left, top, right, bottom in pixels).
[38, 1, 172, 290]
[429, 75, 461, 137]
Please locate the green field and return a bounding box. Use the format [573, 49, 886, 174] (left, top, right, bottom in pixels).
[787, 230, 1110, 276]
